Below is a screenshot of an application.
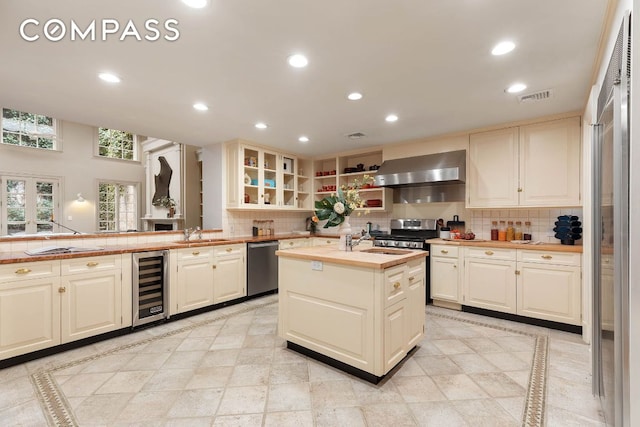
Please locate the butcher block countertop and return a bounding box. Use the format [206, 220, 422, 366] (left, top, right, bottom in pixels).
[0, 233, 336, 265]
[426, 238, 583, 253]
[276, 245, 428, 269]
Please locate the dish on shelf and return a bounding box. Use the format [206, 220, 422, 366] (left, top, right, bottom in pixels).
[510, 240, 530, 244]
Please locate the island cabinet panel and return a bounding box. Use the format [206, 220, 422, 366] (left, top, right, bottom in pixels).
[0, 276, 61, 360]
[279, 260, 376, 372]
[384, 302, 407, 371]
[405, 260, 425, 349]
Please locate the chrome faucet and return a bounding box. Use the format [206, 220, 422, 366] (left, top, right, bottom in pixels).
[347, 230, 373, 251]
[184, 226, 202, 241]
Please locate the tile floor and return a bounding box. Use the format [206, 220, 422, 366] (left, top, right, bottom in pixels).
[0, 294, 605, 426]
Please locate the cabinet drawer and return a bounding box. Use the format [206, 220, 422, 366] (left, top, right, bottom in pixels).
[61, 255, 121, 275]
[431, 245, 459, 258]
[177, 247, 214, 262]
[279, 238, 310, 250]
[384, 264, 406, 307]
[0, 261, 60, 282]
[517, 250, 581, 266]
[214, 244, 244, 257]
[312, 238, 338, 246]
[466, 246, 516, 261]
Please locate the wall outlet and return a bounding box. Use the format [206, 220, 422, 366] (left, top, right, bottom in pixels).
[311, 261, 323, 271]
[67, 216, 72, 221]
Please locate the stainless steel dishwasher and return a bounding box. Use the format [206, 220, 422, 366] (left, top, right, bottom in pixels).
[246, 241, 279, 296]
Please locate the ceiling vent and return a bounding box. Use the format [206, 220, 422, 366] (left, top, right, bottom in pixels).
[518, 89, 553, 103]
[345, 132, 366, 140]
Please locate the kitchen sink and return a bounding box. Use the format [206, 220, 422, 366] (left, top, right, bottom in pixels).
[174, 239, 229, 244]
[359, 248, 413, 255]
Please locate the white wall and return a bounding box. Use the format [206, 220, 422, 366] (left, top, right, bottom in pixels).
[0, 120, 146, 233]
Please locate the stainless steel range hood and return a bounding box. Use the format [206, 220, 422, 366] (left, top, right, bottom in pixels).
[374, 150, 466, 187]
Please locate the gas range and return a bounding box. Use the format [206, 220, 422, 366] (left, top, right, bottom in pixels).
[373, 219, 438, 250]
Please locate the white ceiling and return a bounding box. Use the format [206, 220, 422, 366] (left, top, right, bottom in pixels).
[0, 0, 609, 156]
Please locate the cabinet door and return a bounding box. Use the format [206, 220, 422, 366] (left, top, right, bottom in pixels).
[519, 117, 581, 206]
[177, 257, 214, 313]
[464, 258, 516, 313]
[406, 262, 425, 349]
[517, 262, 581, 325]
[0, 277, 61, 360]
[468, 127, 519, 207]
[61, 270, 122, 343]
[280, 154, 298, 208]
[213, 253, 246, 304]
[383, 301, 407, 373]
[430, 257, 460, 302]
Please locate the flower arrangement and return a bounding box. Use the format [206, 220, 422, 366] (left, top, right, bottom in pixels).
[313, 175, 374, 228]
[153, 196, 176, 209]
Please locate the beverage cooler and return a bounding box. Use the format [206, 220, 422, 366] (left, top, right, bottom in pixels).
[132, 250, 169, 327]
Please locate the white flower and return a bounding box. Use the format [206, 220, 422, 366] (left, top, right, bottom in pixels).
[333, 202, 345, 214]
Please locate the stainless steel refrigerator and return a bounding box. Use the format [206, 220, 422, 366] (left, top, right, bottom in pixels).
[592, 11, 631, 426]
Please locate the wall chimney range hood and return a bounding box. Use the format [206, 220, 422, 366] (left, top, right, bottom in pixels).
[373, 150, 466, 187]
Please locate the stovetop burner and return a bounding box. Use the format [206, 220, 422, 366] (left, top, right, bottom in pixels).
[372, 218, 438, 249]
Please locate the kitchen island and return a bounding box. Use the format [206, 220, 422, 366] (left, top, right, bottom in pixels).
[276, 245, 428, 383]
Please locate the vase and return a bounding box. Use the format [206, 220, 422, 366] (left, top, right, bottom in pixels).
[167, 207, 175, 218]
[338, 216, 352, 251]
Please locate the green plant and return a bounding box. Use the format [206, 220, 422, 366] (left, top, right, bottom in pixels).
[313, 175, 373, 228]
[153, 196, 176, 208]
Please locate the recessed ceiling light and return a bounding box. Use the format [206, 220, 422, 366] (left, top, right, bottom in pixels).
[385, 114, 398, 123]
[298, 136, 309, 143]
[181, 0, 208, 8]
[506, 83, 527, 93]
[255, 122, 268, 129]
[492, 41, 516, 56]
[347, 92, 363, 101]
[98, 72, 120, 83]
[288, 54, 308, 68]
[193, 102, 209, 111]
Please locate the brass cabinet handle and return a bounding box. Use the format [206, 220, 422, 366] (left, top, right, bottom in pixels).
[517, 188, 523, 192]
[453, 264, 457, 268]
[485, 250, 494, 256]
[393, 282, 401, 289]
[408, 276, 415, 281]
[192, 251, 200, 256]
[212, 265, 217, 269]
[289, 242, 294, 246]
[515, 270, 521, 275]
[226, 248, 232, 252]
[86, 261, 99, 267]
[58, 287, 66, 293]
[326, 240, 331, 244]
[15, 268, 31, 275]
[541, 255, 553, 260]
[441, 249, 449, 254]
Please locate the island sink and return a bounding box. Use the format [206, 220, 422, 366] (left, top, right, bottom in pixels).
[359, 248, 413, 255]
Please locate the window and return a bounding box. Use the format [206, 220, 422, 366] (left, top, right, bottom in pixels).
[1, 176, 59, 235]
[97, 128, 137, 160]
[1, 108, 59, 150]
[98, 182, 138, 231]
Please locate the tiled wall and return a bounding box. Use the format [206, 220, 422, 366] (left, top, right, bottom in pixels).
[467, 207, 584, 243]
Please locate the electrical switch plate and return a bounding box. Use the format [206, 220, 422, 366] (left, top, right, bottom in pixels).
[67, 216, 72, 221]
[311, 261, 323, 271]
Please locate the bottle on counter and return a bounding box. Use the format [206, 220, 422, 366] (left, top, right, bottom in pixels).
[524, 221, 532, 240]
[515, 221, 523, 240]
[490, 221, 499, 241]
[498, 221, 507, 241]
[506, 221, 515, 241]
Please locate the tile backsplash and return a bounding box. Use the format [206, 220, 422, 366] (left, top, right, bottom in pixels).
[467, 208, 584, 243]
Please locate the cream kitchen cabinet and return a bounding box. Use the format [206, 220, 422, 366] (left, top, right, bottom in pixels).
[468, 116, 581, 208]
[405, 259, 425, 349]
[213, 244, 246, 304]
[312, 237, 338, 247]
[0, 261, 61, 360]
[516, 250, 581, 326]
[176, 247, 215, 313]
[60, 255, 124, 343]
[463, 247, 517, 314]
[430, 245, 462, 304]
[226, 140, 312, 210]
[279, 238, 311, 250]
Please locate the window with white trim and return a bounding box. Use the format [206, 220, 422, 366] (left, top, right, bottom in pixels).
[98, 182, 138, 231]
[97, 128, 137, 160]
[1, 175, 59, 236]
[1, 108, 60, 150]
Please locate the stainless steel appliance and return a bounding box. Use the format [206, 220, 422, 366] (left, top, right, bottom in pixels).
[132, 250, 169, 327]
[374, 219, 437, 303]
[247, 241, 279, 296]
[592, 12, 630, 425]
